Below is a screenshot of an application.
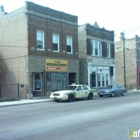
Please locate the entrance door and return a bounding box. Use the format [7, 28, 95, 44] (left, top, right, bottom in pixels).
[69, 73, 76, 85]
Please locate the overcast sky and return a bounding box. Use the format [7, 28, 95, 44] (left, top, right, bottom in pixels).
[0, 0, 140, 41]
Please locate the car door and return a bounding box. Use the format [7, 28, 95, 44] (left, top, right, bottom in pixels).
[82, 85, 90, 97]
[113, 85, 120, 94]
[114, 85, 121, 94]
[118, 85, 123, 94]
[76, 86, 84, 98]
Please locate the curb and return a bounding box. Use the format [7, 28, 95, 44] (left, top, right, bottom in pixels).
[0, 99, 52, 108]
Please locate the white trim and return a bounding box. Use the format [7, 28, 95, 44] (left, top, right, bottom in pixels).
[36, 30, 44, 50]
[66, 36, 73, 54]
[52, 33, 60, 52]
[92, 40, 102, 57]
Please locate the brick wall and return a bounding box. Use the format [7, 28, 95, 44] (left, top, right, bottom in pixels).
[0, 1, 79, 98]
[115, 39, 137, 88]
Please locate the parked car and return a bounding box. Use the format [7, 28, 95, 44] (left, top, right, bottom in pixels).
[98, 84, 126, 97]
[50, 84, 96, 102]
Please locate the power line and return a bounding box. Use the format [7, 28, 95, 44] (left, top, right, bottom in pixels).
[125, 26, 140, 37]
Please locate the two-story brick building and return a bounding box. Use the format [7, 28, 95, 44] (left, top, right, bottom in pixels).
[0, 1, 79, 98]
[78, 22, 115, 89]
[115, 35, 140, 89]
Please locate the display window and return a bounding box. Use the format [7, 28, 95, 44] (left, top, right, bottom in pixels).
[46, 72, 67, 91]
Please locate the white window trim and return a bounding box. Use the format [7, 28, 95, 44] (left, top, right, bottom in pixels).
[52, 33, 60, 52]
[66, 36, 73, 54]
[37, 30, 44, 51]
[92, 40, 102, 57]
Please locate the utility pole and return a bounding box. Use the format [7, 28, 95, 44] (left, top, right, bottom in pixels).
[120, 32, 127, 88]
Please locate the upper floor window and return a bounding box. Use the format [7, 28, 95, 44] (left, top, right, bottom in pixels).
[92, 40, 102, 57]
[37, 30, 44, 50]
[52, 33, 59, 52]
[107, 43, 111, 58]
[66, 36, 73, 53]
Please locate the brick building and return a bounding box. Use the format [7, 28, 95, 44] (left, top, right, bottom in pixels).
[0, 1, 79, 99]
[78, 22, 115, 89]
[115, 35, 140, 89]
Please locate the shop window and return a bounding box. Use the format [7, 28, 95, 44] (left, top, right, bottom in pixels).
[33, 73, 42, 91]
[46, 72, 67, 91]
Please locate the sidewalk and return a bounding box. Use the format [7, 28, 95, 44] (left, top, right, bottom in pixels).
[0, 90, 139, 108]
[0, 97, 52, 108]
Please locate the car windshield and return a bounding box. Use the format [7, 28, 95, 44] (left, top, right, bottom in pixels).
[66, 86, 77, 90]
[107, 85, 113, 89]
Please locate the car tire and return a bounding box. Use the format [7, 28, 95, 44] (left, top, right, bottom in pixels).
[111, 92, 115, 97]
[121, 91, 125, 96]
[87, 93, 93, 100]
[54, 100, 59, 102]
[68, 94, 74, 102]
[99, 95, 103, 97]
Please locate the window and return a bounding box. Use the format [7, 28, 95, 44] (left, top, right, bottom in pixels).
[37, 30, 44, 50]
[107, 43, 111, 58]
[77, 86, 82, 91]
[66, 36, 73, 53]
[33, 73, 42, 91]
[52, 33, 59, 52]
[46, 72, 67, 91]
[92, 40, 102, 57]
[83, 86, 89, 90]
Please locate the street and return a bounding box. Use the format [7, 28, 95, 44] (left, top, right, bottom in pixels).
[0, 92, 140, 140]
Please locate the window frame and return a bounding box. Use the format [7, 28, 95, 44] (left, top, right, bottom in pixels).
[33, 73, 42, 91]
[107, 43, 111, 58]
[52, 33, 60, 52]
[66, 36, 73, 54]
[36, 30, 44, 50]
[92, 40, 102, 57]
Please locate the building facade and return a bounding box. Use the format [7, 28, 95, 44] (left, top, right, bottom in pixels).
[78, 23, 115, 89]
[115, 35, 140, 89]
[0, 1, 79, 99]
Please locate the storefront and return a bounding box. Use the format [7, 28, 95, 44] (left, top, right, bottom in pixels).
[88, 65, 115, 88]
[45, 59, 68, 91]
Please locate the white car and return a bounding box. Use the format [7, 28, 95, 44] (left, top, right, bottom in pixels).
[50, 84, 96, 102]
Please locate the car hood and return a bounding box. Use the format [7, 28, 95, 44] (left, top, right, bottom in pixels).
[52, 90, 74, 94]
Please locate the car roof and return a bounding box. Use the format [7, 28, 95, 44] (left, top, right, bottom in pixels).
[69, 84, 88, 86]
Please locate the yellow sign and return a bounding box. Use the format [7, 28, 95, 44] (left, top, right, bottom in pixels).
[46, 59, 68, 72]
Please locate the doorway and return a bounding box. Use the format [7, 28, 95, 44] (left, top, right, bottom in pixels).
[69, 73, 76, 85]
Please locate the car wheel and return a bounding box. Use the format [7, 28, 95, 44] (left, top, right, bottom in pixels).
[54, 100, 59, 102]
[99, 95, 103, 97]
[111, 92, 115, 97]
[87, 93, 93, 100]
[121, 91, 125, 96]
[68, 94, 74, 102]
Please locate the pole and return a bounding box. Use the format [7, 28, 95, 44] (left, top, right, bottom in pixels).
[120, 32, 126, 88]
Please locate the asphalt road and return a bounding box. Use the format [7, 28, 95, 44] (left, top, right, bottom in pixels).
[0, 92, 140, 140]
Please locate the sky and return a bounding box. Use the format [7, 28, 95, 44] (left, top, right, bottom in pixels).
[0, 0, 140, 41]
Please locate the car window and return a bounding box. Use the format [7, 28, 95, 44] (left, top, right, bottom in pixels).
[83, 86, 89, 90]
[67, 86, 77, 90]
[76, 86, 82, 91]
[107, 85, 113, 89]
